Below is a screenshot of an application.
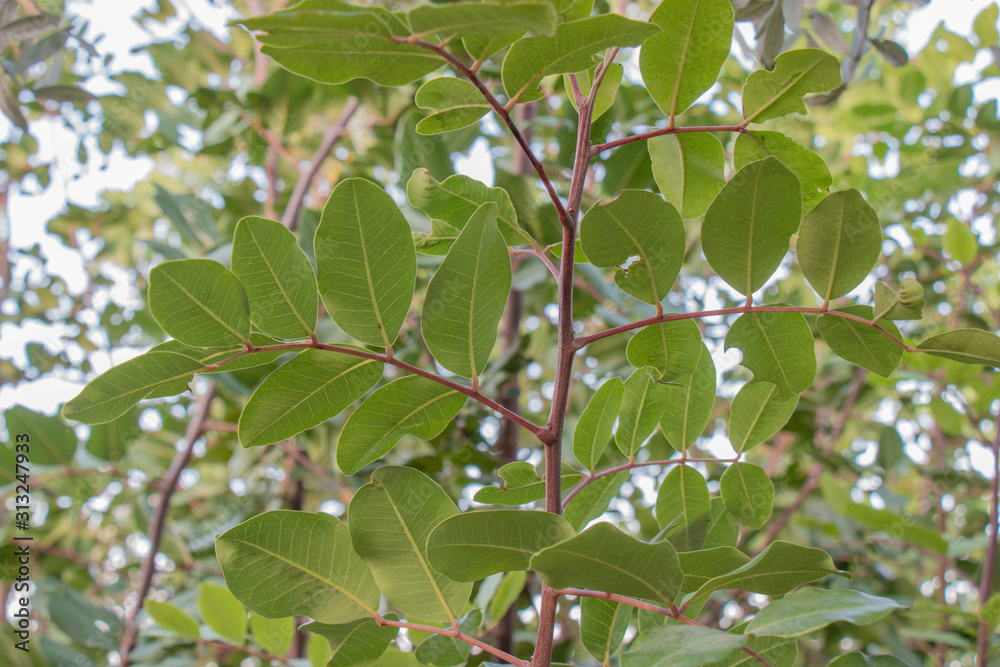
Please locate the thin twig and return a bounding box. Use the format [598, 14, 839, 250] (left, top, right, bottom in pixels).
[374, 616, 528, 667]
[562, 456, 740, 509]
[201, 341, 546, 440]
[574, 304, 917, 352]
[552, 588, 774, 666]
[119, 385, 216, 666]
[402, 38, 572, 228]
[591, 124, 746, 156]
[281, 97, 360, 230]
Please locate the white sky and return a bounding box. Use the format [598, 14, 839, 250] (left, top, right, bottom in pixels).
[2, 0, 999, 475]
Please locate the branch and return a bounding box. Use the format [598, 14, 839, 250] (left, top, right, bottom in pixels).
[281, 97, 360, 230]
[120, 384, 216, 666]
[573, 305, 917, 352]
[562, 456, 739, 509]
[977, 411, 1000, 665]
[403, 38, 572, 228]
[762, 368, 867, 546]
[201, 341, 546, 440]
[374, 616, 528, 667]
[590, 124, 746, 156]
[551, 589, 774, 667]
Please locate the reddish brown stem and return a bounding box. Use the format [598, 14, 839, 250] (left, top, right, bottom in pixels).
[374, 616, 528, 667]
[591, 124, 746, 156]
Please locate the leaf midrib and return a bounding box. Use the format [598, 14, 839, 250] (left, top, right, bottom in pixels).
[245, 223, 313, 336]
[352, 188, 392, 351]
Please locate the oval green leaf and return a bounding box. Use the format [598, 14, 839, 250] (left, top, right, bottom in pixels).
[3, 405, 75, 465]
[659, 341, 716, 451]
[742, 48, 841, 124]
[198, 582, 247, 644]
[145, 600, 200, 640]
[729, 381, 799, 454]
[916, 328, 1000, 368]
[427, 510, 575, 581]
[581, 190, 685, 307]
[231, 215, 318, 340]
[581, 597, 631, 663]
[616, 368, 669, 458]
[745, 588, 904, 637]
[316, 178, 417, 349]
[798, 190, 882, 301]
[818, 305, 903, 377]
[725, 310, 816, 400]
[720, 462, 773, 529]
[238, 348, 382, 448]
[304, 617, 397, 666]
[421, 202, 512, 380]
[626, 320, 704, 382]
[530, 522, 683, 603]
[149, 258, 251, 347]
[348, 466, 472, 623]
[216, 510, 380, 624]
[62, 351, 204, 424]
[622, 625, 746, 667]
[573, 377, 624, 471]
[702, 157, 802, 297]
[337, 376, 466, 475]
[640, 0, 734, 119]
[649, 132, 726, 219]
[415, 77, 491, 135]
[734, 130, 831, 210]
[655, 464, 711, 552]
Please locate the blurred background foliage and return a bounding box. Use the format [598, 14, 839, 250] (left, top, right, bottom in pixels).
[0, 0, 999, 665]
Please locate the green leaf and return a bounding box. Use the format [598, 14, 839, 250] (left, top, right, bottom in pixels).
[797, 190, 882, 301]
[198, 582, 247, 644]
[702, 157, 802, 296]
[678, 547, 750, 594]
[85, 407, 141, 462]
[489, 571, 527, 620]
[916, 329, 1000, 368]
[656, 465, 711, 551]
[706, 635, 798, 667]
[238, 348, 382, 448]
[616, 368, 669, 458]
[145, 600, 200, 639]
[422, 202, 512, 379]
[47, 584, 122, 650]
[414, 609, 482, 666]
[3, 406, 75, 465]
[720, 463, 773, 529]
[659, 341, 716, 451]
[530, 522, 683, 603]
[649, 133, 726, 219]
[581, 190, 685, 306]
[729, 381, 799, 454]
[944, 218, 978, 265]
[349, 466, 472, 623]
[62, 351, 204, 424]
[872, 280, 923, 321]
[574, 377, 624, 471]
[473, 461, 585, 505]
[415, 78, 491, 135]
[250, 612, 294, 657]
[563, 62, 623, 120]
[746, 588, 904, 637]
[580, 597, 631, 663]
[564, 470, 629, 531]
[338, 376, 466, 474]
[407, 168, 532, 247]
[408, 1, 557, 40]
[622, 625, 746, 667]
[818, 306, 903, 377]
[463, 32, 522, 62]
[316, 178, 417, 349]
[690, 541, 843, 604]
[733, 130, 831, 209]
[742, 49, 841, 124]
[725, 311, 816, 400]
[502, 14, 660, 103]
[149, 259, 251, 347]
[626, 319, 703, 382]
[239, 5, 444, 86]
[427, 510, 576, 581]
[305, 616, 397, 667]
[704, 498, 740, 549]
[640, 0, 734, 119]
[216, 510, 380, 623]
[231, 216, 318, 340]
[820, 475, 948, 554]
